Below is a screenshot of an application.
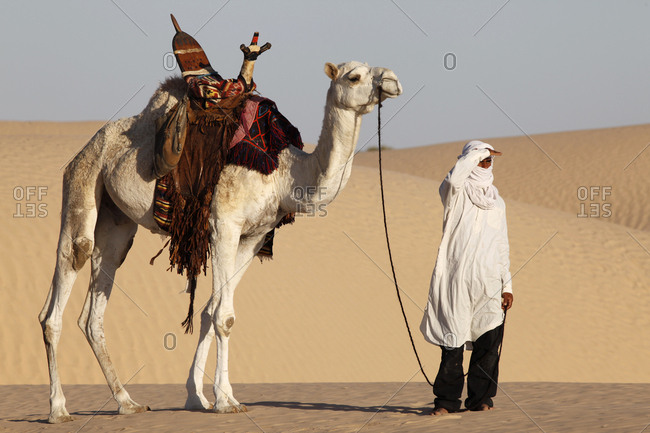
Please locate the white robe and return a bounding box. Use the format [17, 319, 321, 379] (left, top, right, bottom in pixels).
[420, 148, 512, 349]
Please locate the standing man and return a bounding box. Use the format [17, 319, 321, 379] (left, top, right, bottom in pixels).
[420, 140, 514, 415]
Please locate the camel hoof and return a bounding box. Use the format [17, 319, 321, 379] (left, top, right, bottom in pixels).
[214, 403, 247, 414]
[118, 403, 150, 415]
[48, 414, 74, 424]
[184, 395, 212, 411]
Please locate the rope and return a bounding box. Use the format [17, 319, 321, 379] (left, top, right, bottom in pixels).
[376, 87, 435, 387]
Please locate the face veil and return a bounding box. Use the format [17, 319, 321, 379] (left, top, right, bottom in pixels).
[458, 141, 499, 210]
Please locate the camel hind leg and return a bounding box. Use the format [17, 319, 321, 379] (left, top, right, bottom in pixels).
[77, 197, 147, 415]
[39, 163, 101, 423]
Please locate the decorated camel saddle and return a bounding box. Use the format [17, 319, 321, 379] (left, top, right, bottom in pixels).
[153, 16, 303, 329]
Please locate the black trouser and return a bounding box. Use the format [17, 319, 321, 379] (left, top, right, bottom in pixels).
[433, 324, 503, 411]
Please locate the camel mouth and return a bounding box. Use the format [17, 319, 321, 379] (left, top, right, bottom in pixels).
[379, 79, 402, 99]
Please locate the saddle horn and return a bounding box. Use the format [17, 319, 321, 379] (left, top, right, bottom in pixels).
[170, 14, 182, 32]
[239, 32, 271, 88]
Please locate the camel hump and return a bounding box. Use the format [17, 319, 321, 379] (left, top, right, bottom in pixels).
[170, 14, 182, 33]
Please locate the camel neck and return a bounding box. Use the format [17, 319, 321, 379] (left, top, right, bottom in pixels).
[309, 102, 361, 204]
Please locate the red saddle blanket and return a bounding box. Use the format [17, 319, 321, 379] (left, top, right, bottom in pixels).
[227, 95, 303, 174]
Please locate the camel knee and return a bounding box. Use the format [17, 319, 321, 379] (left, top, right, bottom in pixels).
[60, 235, 94, 271]
[216, 315, 235, 337]
[41, 318, 62, 345]
[72, 237, 94, 271]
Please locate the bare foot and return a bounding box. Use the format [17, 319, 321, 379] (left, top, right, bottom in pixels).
[431, 407, 449, 416]
[478, 404, 493, 411]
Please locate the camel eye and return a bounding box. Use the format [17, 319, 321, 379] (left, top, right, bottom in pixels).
[348, 74, 361, 83]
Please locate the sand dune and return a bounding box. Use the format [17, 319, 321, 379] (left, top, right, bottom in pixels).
[1, 121, 649, 430]
[356, 124, 650, 231]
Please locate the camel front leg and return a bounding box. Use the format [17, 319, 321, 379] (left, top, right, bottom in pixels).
[214, 325, 242, 413]
[185, 232, 261, 411]
[184, 298, 217, 410]
[213, 286, 245, 413]
[213, 225, 257, 413]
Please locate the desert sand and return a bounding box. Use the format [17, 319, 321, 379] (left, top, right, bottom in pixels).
[1, 121, 648, 431]
[1, 383, 649, 432]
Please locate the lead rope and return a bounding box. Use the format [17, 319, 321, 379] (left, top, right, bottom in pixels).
[377, 87, 434, 388]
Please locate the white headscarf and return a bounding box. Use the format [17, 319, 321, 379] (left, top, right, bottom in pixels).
[458, 140, 499, 210]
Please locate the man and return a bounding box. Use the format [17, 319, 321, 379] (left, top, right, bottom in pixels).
[420, 140, 514, 415]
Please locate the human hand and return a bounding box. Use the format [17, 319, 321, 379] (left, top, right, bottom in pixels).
[489, 149, 502, 156]
[502, 292, 513, 311]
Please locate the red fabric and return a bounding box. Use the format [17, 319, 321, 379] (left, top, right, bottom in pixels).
[227, 97, 303, 174]
[186, 73, 256, 109]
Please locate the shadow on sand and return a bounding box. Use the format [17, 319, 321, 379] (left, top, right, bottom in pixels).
[246, 400, 434, 416]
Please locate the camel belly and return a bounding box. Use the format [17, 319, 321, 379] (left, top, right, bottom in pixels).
[102, 138, 161, 233]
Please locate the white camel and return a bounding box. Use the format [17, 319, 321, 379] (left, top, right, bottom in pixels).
[39, 59, 402, 423]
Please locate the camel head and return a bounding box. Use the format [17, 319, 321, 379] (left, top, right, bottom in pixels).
[324, 61, 402, 115]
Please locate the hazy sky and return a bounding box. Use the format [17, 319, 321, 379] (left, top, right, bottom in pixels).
[1, 1, 649, 149]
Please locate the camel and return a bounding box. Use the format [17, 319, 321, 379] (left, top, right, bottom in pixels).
[39, 52, 402, 422]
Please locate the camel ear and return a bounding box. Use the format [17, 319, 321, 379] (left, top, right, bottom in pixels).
[324, 62, 339, 80]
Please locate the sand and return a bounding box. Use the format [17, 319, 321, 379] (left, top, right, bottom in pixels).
[1, 121, 648, 431]
[1, 383, 650, 432]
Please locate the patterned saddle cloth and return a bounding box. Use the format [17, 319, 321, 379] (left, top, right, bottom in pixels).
[153, 94, 303, 268]
[228, 95, 303, 174]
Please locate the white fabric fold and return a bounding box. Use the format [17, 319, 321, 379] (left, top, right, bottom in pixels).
[420, 140, 512, 349]
[459, 140, 498, 210]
